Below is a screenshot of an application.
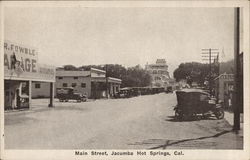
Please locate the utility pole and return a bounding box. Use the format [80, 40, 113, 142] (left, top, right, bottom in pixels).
[105, 64, 109, 99]
[201, 48, 219, 95]
[233, 7, 240, 131]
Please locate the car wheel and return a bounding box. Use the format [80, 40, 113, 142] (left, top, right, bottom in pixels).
[175, 109, 183, 120]
[215, 109, 224, 119]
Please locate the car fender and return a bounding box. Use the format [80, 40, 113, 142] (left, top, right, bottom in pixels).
[215, 104, 223, 109]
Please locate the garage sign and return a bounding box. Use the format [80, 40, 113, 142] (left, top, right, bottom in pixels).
[4, 41, 55, 82]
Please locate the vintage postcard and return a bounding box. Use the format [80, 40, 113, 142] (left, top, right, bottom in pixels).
[0, 1, 249, 160]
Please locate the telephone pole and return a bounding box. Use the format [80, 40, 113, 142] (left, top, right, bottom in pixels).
[201, 48, 219, 95]
[105, 64, 109, 99]
[233, 7, 240, 131]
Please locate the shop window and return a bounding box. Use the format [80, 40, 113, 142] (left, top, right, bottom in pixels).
[72, 83, 77, 87]
[63, 83, 68, 87]
[35, 83, 41, 89]
[58, 77, 63, 80]
[74, 77, 78, 79]
[81, 83, 86, 88]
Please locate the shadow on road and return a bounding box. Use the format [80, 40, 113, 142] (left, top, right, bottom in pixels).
[4, 106, 90, 123]
[165, 116, 218, 122]
[148, 130, 231, 149]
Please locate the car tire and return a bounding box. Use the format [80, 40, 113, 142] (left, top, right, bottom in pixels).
[215, 109, 224, 119]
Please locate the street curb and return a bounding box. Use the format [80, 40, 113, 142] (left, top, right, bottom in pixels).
[224, 111, 244, 125]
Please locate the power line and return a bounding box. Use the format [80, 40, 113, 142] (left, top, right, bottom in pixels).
[201, 48, 219, 95]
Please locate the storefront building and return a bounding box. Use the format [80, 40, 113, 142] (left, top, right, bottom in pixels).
[214, 73, 234, 108]
[4, 41, 55, 110]
[32, 68, 121, 99]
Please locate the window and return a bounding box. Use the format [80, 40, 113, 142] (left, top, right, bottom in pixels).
[155, 76, 161, 80]
[81, 83, 86, 88]
[35, 83, 41, 89]
[74, 77, 78, 79]
[72, 83, 77, 87]
[63, 83, 68, 87]
[58, 77, 63, 80]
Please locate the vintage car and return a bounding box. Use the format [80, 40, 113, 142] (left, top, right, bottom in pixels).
[114, 87, 133, 98]
[174, 89, 224, 120]
[151, 87, 165, 94]
[56, 87, 87, 102]
[165, 86, 173, 93]
[140, 87, 152, 95]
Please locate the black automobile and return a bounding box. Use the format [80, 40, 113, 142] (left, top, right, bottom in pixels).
[165, 86, 173, 93]
[174, 89, 224, 120]
[114, 87, 133, 98]
[56, 87, 87, 102]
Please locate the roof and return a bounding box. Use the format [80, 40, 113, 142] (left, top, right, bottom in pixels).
[120, 87, 132, 90]
[177, 88, 209, 95]
[91, 68, 106, 73]
[108, 77, 122, 82]
[56, 70, 90, 77]
[91, 77, 122, 84]
[56, 67, 106, 77]
[56, 87, 74, 90]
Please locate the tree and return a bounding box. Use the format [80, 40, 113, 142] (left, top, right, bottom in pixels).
[122, 65, 151, 87]
[219, 59, 234, 74]
[173, 59, 233, 86]
[78, 64, 151, 88]
[63, 65, 78, 71]
[173, 62, 210, 85]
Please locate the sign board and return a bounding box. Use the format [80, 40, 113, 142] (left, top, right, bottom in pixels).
[220, 74, 234, 80]
[4, 41, 55, 82]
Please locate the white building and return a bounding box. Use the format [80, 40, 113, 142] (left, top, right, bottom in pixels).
[145, 59, 171, 88]
[32, 68, 122, 99]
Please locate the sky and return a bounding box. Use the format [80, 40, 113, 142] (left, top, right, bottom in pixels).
[4, 7, 235, 77]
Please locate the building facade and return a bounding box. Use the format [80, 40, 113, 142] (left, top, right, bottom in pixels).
[4, 41, 55, 110]
[145, 59, 171, 88]
[32, 68, 122, 99]
[214, 73, 234, 108]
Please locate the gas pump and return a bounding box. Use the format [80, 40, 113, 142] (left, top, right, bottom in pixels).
[4, 81, 30, 110]
[18, 81, 29, 109]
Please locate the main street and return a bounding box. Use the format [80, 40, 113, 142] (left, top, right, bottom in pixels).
[4, 93, 242, 149]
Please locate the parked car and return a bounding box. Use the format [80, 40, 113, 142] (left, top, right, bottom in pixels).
[151, 87, 164, 94]
[131, 87, 142, 96]
[114, 87, 133, 98]
[56, 87, 87, 102]
[165, 86, 173, 93]
[174, 89, 224, 120]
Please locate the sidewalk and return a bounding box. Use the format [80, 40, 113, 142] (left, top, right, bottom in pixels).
[217, 111, 244, 149]
[224, 111, 244, 129]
